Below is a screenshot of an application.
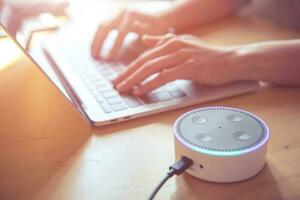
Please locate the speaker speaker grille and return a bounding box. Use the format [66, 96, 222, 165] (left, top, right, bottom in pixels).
[175, 107, 268, 152]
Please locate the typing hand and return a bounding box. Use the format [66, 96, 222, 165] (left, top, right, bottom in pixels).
[91, 10, 170, 60]
[112, 34, 238, 96]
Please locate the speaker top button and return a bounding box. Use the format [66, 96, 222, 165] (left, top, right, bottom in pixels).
[227, 114, 242, 122]
[195, 134, 213, 142]
[192, 116, 207, 124]
[233, 131, 251, 141]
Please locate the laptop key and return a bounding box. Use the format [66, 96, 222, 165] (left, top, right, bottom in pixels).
[141, 91, 172, 104]
[90, 88, 101, 97]
[169, 89, 187, 98]
[100, 69, 114, 76]
[106, 96, 123, 105]
[101, 90, 118, 98]
[94, 80, 109, 87]
[105, 73, 118, 81]
[95, 96, 105, 103]
[85, 70, 99, 77]
[110, 102, 128, 112]
[99, 102, 112, 113]
[164, 83, 178, 91]
[141, 93, 160, 103]
[122, 96, 142, 108]
[95, 84, 113, 93]
[153, 91, 172, 101]
[88, 74, 105, 82]
[114, 69, 125, 75]
[112, 64, 126, 74]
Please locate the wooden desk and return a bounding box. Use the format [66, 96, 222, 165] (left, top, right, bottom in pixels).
[1, 14, 300, 200]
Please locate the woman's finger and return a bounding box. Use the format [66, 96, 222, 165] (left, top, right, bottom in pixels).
[142, 33, 175, 47]
[131, 21, 151, 35]
[107, 13, 133, 60]
[133, 66, 185, 95]
[116, 49, 196, 92]
[91, 11, 124, 59]
[91, 23, 113, 59]
[107, 11, 158, 60]
[112, 36, 184, 86]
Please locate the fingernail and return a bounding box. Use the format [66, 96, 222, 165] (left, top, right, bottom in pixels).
[112, 79, 117, 86]
[133, 87, 142, 96]
[113, 81, 121, 88]
[91, 52, 98, 59]
[142, 35, 149, 40]
[115, 84, 122, 90]
[112, 78, 118, 84]
[116, 82, 125, 91]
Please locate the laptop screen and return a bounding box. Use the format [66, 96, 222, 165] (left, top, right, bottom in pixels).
[0, 23, 73, 104]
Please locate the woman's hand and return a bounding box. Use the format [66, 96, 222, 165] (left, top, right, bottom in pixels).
[91, 10, 170, 60]
[112, 34, 239, 96]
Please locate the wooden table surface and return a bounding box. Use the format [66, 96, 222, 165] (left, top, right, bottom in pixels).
[1, 8, 300, 200]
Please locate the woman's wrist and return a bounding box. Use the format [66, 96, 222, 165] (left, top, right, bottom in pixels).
[215, 47, 246, 83]
[227, 45, 261, 82]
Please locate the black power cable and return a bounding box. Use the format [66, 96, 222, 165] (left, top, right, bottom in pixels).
[148, 156, 193, 200]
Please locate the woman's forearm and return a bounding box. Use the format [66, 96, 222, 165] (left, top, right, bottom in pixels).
[233, 40, 300, 86]
[159, 0, 238, 31]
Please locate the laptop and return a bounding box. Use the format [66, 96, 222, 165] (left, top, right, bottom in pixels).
[0, 23, 259, 126]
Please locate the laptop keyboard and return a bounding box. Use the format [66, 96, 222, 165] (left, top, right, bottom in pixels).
[58, 44, 187, 113]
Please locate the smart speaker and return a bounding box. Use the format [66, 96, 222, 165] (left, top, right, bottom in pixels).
[173, 107, 269, 183]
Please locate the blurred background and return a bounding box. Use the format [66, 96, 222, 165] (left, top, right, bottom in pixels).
[0, 0, 171, 47]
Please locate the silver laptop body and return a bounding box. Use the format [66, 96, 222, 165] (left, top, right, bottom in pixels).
[1, 24, 259, 126]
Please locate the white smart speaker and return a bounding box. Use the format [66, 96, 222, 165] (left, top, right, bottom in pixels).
[173, 106, 270, 183]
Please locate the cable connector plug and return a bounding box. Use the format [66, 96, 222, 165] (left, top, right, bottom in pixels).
[148, 156, 193, 200]
[168, 156, 193, 176]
